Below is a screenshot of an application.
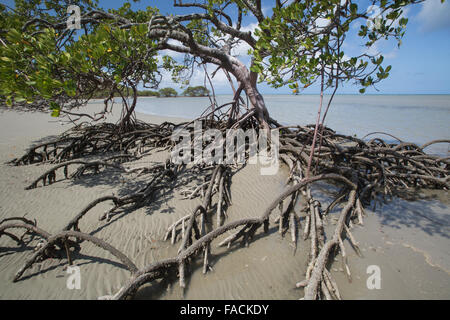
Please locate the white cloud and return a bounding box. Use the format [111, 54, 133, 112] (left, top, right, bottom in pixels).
[239, 22, 259, 35]
[189, 64, 232, 88]
[315, 17, 332, 30]
[383, 48, 398, 59]
[365, 42, 380, 56]
[363, 41, 398, 60]
[231, 22, 258, 58]
[360, 6, 411, 60]
[156, 62, 236, 94]
[159, 39, 186, 60]
[416, 0, 450, 32]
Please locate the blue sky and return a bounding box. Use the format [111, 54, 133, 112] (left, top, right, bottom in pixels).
[2, 0, 450, 94]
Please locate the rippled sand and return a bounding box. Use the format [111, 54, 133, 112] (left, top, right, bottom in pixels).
[0, 105, 448, 299]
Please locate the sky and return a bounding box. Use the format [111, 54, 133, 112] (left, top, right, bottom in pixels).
[2, 0, 450, 94]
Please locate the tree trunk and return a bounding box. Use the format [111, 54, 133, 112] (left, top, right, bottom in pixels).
[119, 85, 138, 132]
[245, 80, 271, 131]
[230, 62, 271, 130]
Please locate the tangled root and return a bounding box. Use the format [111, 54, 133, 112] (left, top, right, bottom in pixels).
[2, 116, 448, 300]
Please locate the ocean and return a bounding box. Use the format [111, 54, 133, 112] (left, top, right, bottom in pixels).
[135, 94, 450, 155]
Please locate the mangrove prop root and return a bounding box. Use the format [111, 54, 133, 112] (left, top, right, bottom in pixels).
[24, 156, 134, 190]
[108, 173, 361, 299]
[13, 230, 138, 282]
[9, 121, 176, 166]
[3, 115, 449, 300]
[0, 222, 51, 245]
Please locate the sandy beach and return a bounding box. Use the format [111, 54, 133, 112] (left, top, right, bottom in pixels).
[0, 103, 449, 299]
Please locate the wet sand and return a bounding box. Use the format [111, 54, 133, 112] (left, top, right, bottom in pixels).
[0, 104, 448, 299]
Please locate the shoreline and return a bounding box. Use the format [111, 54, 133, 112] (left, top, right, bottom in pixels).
[0, 104, 449, 299]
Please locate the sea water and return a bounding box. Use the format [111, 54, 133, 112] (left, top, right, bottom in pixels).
[135, 94, 450, 155]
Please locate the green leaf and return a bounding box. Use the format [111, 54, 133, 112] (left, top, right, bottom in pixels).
[15, 97, 26, 103]
[51, 109, 60, 117]
[399, 18, 408, 26]
[50, 101, 60, 110]
[250, 63, 262, 73]
[5, 96, 12, 107]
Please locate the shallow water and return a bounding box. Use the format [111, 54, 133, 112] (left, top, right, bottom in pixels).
[136, 94, 450, 155]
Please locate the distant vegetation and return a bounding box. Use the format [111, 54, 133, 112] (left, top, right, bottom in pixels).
[90, 88, 183, 99]
[182, 86, 210, 97]
[138, 90, 160, 97]
[90, 88, 160, 99]
[90, 86, 209, 99]
[158, 87, 178, 97]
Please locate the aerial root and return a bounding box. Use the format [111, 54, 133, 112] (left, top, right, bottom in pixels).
[24, 155, 135, 190]
[165, 164, 232, 251]
[0, 221, 50, 246]
[13, 230, 138, 282]
[4, 117, 449, 300]
[9, 121, 175, 166]
[60, 165, 176, 233]
[300, 189, 358, 299]
[106, 174, 355, 299]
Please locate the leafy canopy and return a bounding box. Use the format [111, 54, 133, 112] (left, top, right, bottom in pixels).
[250, 0, 422, 93]
[159, 87, 178, 97]
[0, 0, 427, 115]
[182, 86, 210, 97]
